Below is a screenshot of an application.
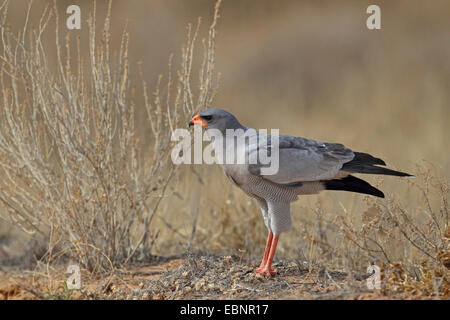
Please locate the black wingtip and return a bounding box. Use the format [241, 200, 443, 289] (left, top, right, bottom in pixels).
[403, 172, 414, 177]
[342, 152, 413, 178]
[352, 152, 386, 166]
[382, 169, 413, 177]
[324, 175, 385, 198]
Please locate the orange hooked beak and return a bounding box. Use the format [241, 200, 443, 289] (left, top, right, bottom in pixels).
[189, 114, 208, 127]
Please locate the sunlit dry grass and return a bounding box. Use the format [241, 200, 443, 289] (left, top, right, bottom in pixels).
[0, 0, 221, 273]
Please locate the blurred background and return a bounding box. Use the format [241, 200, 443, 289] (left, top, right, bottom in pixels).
[1, 0, 449, 270]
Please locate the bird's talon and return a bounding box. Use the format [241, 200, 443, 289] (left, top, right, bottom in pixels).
[254, 265, 275, 275]
[260, 268, 276, 276]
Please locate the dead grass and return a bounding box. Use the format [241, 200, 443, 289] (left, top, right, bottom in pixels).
[2, 253, 445, 300]
[0, 0, 221, 273]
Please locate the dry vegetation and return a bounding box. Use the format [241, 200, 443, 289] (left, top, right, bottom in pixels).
[0, 0, 220, 273]
[0, 0, 448, 300]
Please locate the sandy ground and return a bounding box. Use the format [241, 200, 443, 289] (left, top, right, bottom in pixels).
[0, 254, 436, 300]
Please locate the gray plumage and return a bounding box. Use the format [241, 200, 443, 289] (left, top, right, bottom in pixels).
[195, 108, 412, 235]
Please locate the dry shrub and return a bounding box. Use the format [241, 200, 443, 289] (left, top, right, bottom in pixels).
[0, 0, 221, 273]
[380, 259, 449, 298]
[331, 163, 448, 297]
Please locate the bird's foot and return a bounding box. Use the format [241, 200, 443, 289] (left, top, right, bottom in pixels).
[255, 265, 275, 276]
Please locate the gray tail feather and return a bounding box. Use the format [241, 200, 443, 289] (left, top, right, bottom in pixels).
[342, 152, 413, 177]
[324, 175, 385, 198]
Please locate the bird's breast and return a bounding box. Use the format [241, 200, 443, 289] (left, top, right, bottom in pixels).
[222, 164, 298, 203]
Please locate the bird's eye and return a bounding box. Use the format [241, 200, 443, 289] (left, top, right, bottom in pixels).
[202, 115, 213, 121]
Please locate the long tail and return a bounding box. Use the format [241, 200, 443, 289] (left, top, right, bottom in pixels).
[324, 175, 385, 198]
[341, 152, 413, 177]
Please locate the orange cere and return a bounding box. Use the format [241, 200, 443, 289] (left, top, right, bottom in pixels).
[192, 114, 208, 127]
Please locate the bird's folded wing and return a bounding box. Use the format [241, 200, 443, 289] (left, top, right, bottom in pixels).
[247, 135, 355, 184]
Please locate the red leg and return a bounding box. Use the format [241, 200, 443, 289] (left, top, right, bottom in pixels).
[258, 234, 279, 276]
[255, 232, 273, 273]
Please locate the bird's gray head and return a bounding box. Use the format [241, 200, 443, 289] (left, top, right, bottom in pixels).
[188, 108, 245, 134]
